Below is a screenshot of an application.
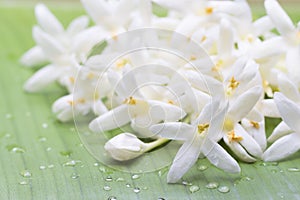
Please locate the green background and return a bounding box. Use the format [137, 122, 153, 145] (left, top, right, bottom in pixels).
[0, 1, 300, 199]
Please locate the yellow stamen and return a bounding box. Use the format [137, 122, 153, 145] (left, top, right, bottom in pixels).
[116, 59, 129, 69]
[111, 32, 118, 41]
[228, 130, 243, 143]
[200, 35, 207, 43]
[77, 98, 86, 104]
[205, 7, 213, 15]
[190, 55, 197, 61]
[67, 100, 74, 106]
[124, 96, 137, 105]
[69, 77, 75, 84]
[198, 123, 209, 134]
[87, 73, 95, 79]
[250, 121, 260, 129]
[168, 100, 174, 105]
[224, 119, 234, 132]
[229, 77, 240, 89]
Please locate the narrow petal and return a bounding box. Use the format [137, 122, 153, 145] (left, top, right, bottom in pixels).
[274, 92, 300, 132]
[89, 104, 130, 132]
[202, 138, 240, 173]
[150, 122, 195, 140]
[253, 16, 274, 36]
[35, 3, 64, 35]
[257, 99, 280, 118]
[268, 121, 293, 143]
[80, 0, 110, 25]
[20, 46, 48, 67]
[24, 65, 61, 92]
[286, 47, 300, 82]
[263, 133, 300, 161]
[277, 73, 300, 102]
[223, 135, 256, 162]
[52, 94, 74, 122]
[33, 26, 65, 59]
[229, 86, 262, 122]
[264, 0, 295, 36]
[235, 124, 263, 158]
[218, 19, 234, 57]
[67, 16, 89, 35]
[92, 100, 108, 116]
[252, 37, 287, 59]
[167, 136, 202, 183]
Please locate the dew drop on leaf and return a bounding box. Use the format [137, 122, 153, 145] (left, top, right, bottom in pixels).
[205, 182, 219, 189]
[133, 187, 140, 193]
[103, 185, 111, 191]
[189, 185, 200, 193]
[217, 186, 230, 193]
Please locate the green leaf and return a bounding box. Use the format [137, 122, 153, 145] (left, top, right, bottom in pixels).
[1, 3, 300, 200]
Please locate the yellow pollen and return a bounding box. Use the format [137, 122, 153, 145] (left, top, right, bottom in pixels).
[124, 96, 137, 105]
[212, 60, 223, 72]
[205, 7, 213, 15]
[69, 77, 75, 84]
[198, 123, 209, 134]
[227, 130, 243, 143]
[250, 121, 260, 129]
[111, 32, 118, 40]
[87, 73, 95, 79]
[228, 76, 240, 91]
[67, 100, 74, 106]
[200, 35, 207, 42]
[247, 35, 254, 43]
[116, 59, 129, 68]
[190, 55, 197, 61]
[168, 100, 174, 105]
[77, 98, 86, 104]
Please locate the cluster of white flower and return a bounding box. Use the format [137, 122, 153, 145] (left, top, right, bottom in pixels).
[22, 0, 300, 183]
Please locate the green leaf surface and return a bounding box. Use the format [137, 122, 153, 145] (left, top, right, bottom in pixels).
[1, 3, 300, 200]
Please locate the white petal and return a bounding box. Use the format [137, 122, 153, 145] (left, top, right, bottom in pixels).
[35, 3, 64, 35]
[274, 92, 300, 132]
[92, 100, 108, 116]
[252, 37, 287, 59]
[268, 121, 293, 143]
[20, 46, 48, 67]
[218, 19, 234, 57]
[286, 47, 300, 81]
[67, 16, 89, 35]
[148, 100, 186, 122]
[264, 0, 295, 36]
[277, 73, 300, 102]
[80, 0, 110, 25]
[257, 99, 280, 118]
[229, 86, 262, 122]
[52, 94, 74, 122]
[235, 124, 263, 158]
[253, 16, 274, 36]
[223, 135, 256, 162]
[131, 119, 156, 138]
[24, 65, 61, 92]
[33, 26, 65, 59]
[202, 138, 240, 173]
[167, 136, 202, 183]
[89, 104, 130, 132]
[263, 133, 300, 162]
[150, 122, 194, 140]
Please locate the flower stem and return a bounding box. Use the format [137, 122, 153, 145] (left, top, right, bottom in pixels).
[144, 138, 170, 152]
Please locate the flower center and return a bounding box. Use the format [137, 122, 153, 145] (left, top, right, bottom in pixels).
[250, 120, 260, 129]
[226, 76, 240, 96]
[223, 118, 234, 132]
[198, 123, 209, 134]
[124, 96, 137, 105]
[205, 7, 213, 15]
[227, 130, 243, 143]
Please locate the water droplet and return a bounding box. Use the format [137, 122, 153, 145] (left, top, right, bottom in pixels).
[62, 160, 81, 167]
[60, 151, 72, 157]
[99, 166, 106, 173]
[259, 162, 278, 167]
[206, 182, 219, 189]
[182, 181, 192, 186]
[25, 112, 31, 117]
[108, 196, 117, 200]
[126, 183, 131, 188]
[46, 147, 52, 151]
[39, 165, 46, 170]
[93, 162, 99, 167]
[116, 177, 125, 182]
[19, 181, 28, 185]
[4, 133, 11, 138]
[133, 187, 140, 193]
[5, 113, 12, 119]
[103, 185, 111, 191]
[20, 170, 31, 178]
[197, 165, 208, 171]
[271, 169, 277, 173]
[71, 173, 80, 179]
[157, 198, 165, 200]
[157, 167, 168, 177]
[76, 143, 83, 147]
[287, 167, 300, 172]
[241, 176, 253, 181]
[189, 185, 200, 193]
[42, 123, 48, 128]
[217, 186, 230, 193]
[105, 176, 113, 182]
[69, 127, 76, 132]
[6, 144, 26, 153]
[142, 186, 148, 190]
[38, 137, 47, 142]
[48, 164, 55, 169]
[131, 174, 140, 180]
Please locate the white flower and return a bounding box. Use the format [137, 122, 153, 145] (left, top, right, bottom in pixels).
[104, 133, 169, 161]
[263, 92, 300, 161]
[151, 101, 240, 183]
